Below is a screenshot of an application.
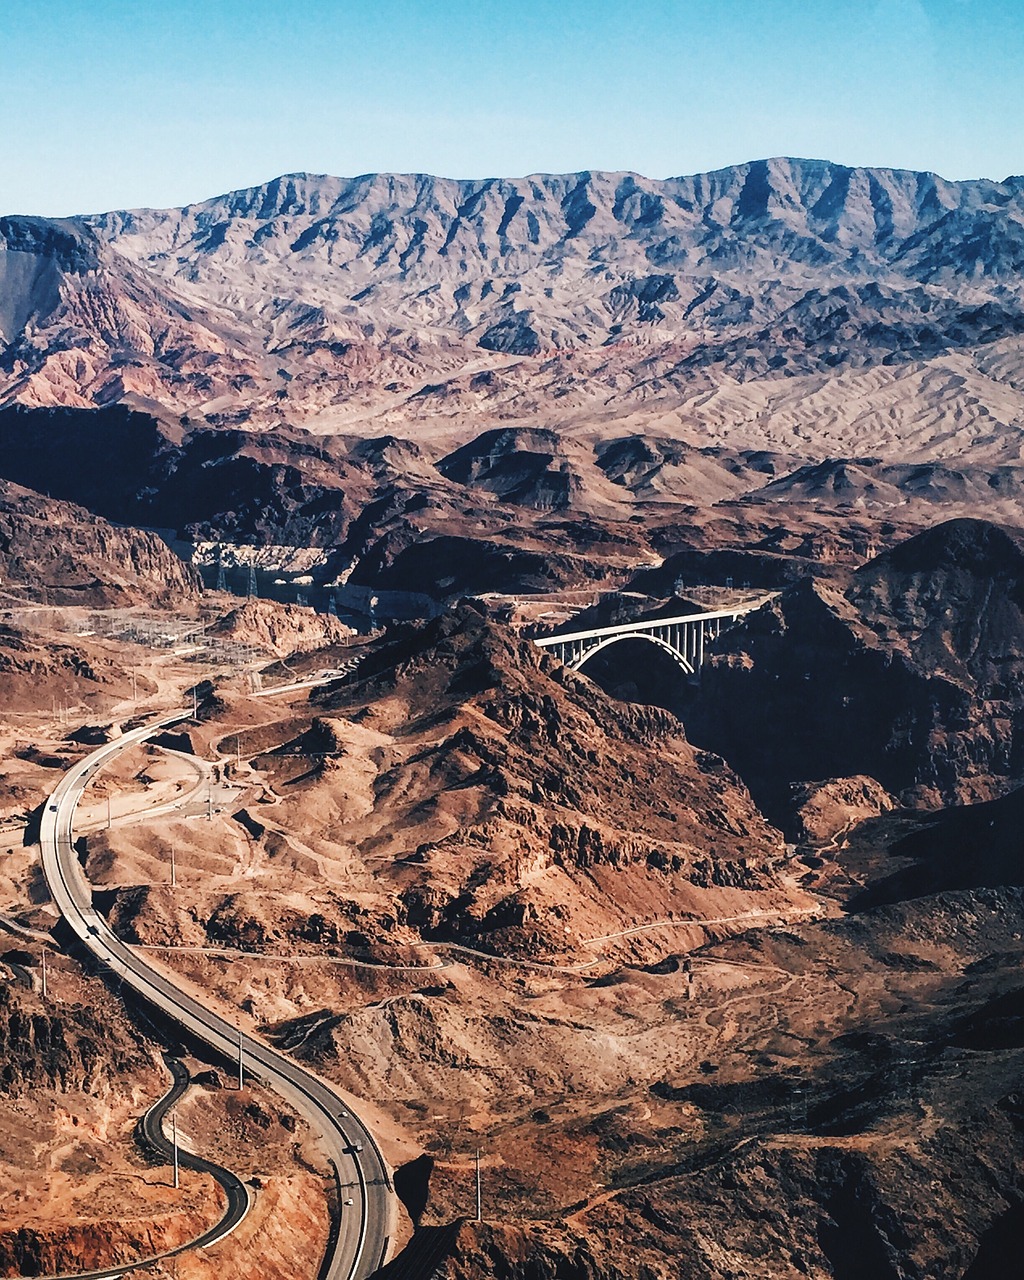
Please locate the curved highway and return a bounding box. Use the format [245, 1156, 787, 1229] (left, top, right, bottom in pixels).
[39, 714, 394, 1280]
[42, 1057, 252, 1280]
[135, 1055, 251, 1247]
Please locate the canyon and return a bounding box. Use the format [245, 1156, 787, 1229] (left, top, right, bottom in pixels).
[1, 158, 1024, 1279]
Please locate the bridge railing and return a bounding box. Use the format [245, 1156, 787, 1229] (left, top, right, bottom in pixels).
[532, 597, 775, 649]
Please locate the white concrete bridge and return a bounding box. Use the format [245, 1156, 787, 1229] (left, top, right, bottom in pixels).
[533, 598, 773, 676]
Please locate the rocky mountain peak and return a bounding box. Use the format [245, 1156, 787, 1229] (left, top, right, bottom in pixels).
[0, 216, 99, 273]
[856, 516, 1024, 581]
[1, 159, 1023, 452]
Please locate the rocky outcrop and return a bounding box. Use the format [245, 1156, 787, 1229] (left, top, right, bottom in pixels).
[0, 1214, 210, 1280]
[684, 519, 1024, 824]
[790, 776, 896, 845]
[0, 984, 150, 1097]
[379, 1220, 628, 1280]
[208, 598, 353, 657]
[0, 477, 199, 604]
[437, 428, 583, 511]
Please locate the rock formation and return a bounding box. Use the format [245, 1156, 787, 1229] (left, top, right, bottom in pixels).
[684, 519, 1024, 824]
[1, 161, 1023, 463]
[207, 598, 353, 657]
[0, 476, 200, 605]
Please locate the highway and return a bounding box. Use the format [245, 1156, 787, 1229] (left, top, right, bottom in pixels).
[252, 661, 361, 699]
[135, 1055, 251, 1250]
[39, 714, 394, 1280]
[43, 1057, 252, 1280]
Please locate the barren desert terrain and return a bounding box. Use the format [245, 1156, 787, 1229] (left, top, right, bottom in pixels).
[2, 156, 1024, 1280]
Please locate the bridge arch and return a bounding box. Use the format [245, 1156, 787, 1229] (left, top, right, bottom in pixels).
[569, 631, 695, 675]
[533, 596, 776, 677]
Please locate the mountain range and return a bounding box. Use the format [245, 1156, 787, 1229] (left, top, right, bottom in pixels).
[3, 157, 1024, 463]
[7, 157, 1024, 1280]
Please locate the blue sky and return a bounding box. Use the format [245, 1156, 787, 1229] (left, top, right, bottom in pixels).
[3, 0, 1022, 215]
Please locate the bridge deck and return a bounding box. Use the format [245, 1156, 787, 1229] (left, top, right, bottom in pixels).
[533, 598, 773, 648]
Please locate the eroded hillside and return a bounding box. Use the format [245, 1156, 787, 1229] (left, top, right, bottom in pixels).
[2, 161, 1024, 462]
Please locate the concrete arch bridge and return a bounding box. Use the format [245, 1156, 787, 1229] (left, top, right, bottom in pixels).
[533, 599, 773, 677]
